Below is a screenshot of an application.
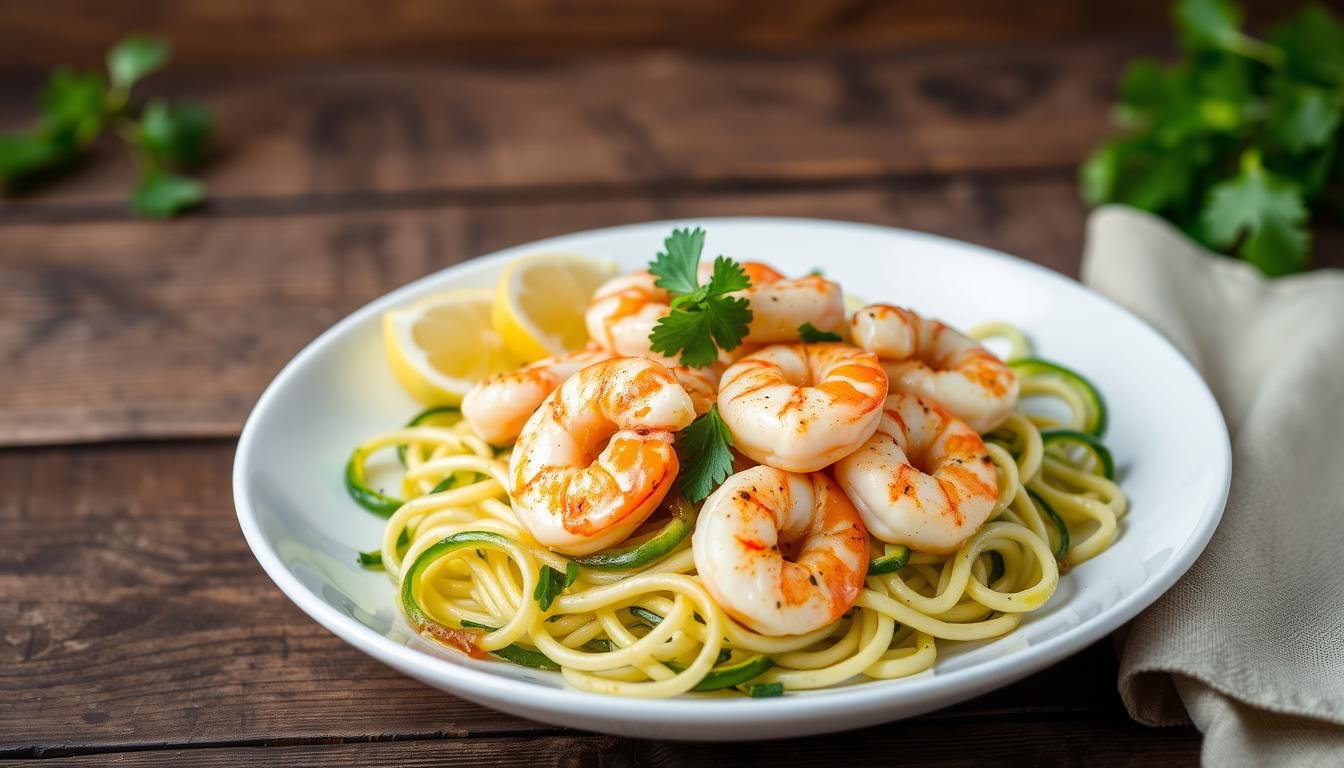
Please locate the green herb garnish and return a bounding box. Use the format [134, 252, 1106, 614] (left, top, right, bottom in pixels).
[675, 404, 736, 504]
[798, 323, 842, 343]
[647, 228, 753, 367]
[1082, 0, 1344, 275]
[0, 35, 211, 217]
[533, 562, 579, 611]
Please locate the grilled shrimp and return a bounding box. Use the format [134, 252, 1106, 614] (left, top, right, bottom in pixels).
[584, 271, 674, 360]
[740, 269, 846, 344]
[584, 263, 845, 359]
[670, 364, 718, 416]
[850, 304, 1018, 433]
[693, 465, 869, 636]
[462, 346, 614, 444]
[833, 393, 998, 554]
[717, 343, 887, 472]
[509, 357, 696, 556]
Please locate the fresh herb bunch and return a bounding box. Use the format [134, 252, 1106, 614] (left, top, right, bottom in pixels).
[1082, 0, 1344, 275]
[0, 35, 212, 217]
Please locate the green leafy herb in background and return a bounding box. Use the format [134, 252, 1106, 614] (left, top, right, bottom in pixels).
[0, 35, 211, 217]
[1082, 0, 1344, 275]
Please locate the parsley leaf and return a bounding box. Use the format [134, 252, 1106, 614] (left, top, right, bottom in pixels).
[1270, 4, 1344, 86]
[1175, 0, 1283, 65]
[132, 170, 204, 218]
[648, 230, 754, 367]
[1267, 81, 1342, 154]
[39, 69, 107, 148]
[108, 36, 170, 91]
[1084, 0, 1344, 275]
[798, 323, 842, 343]
[650, 228, 705, 296]
[137, 99, 214, 168]
[0, 133, 64, 187]
[0, 35, 210, 216]
[675, 404, 736, 504]
[1202, 151, 1310, 276]
[533, 564, 573, 611]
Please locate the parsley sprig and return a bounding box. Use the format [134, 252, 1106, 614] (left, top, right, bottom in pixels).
[0, 35, 212, 217]
[648, 228, 753, 368]
[1082, 0, 1344, 275]
[676, 404, 737, 504]
[645, 227, 749, 502]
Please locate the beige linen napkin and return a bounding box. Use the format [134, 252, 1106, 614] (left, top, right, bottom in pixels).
[1082, 205, 1344, 767]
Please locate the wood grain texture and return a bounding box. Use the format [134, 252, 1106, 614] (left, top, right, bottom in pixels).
[0, 441, 1191, 761]
[7, 721, 1201, 766]
[0, 0, 1298, 72]
[0, 175, 1085, 446]
[0, 42, 1129, 209]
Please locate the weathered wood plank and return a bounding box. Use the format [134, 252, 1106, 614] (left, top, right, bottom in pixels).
[0, 42, 1131, 208]
[1, 441, 1146, 756]
[0, 175, 1085, 446]
[8, 719, 1201, 765]
[2, 0, 1289, 71]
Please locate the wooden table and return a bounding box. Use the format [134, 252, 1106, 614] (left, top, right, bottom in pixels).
[0, 40, 1204, 765]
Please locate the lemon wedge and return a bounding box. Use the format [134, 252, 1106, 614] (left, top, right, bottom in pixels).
[492, 253, 616, 360]
[383, 289, 521, 405]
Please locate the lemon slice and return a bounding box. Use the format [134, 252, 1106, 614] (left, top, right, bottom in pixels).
[383, 289, 521, 405]
[492, 253, 616, 360]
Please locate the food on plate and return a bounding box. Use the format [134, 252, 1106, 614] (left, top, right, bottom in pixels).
[343, 226, 1128, 698]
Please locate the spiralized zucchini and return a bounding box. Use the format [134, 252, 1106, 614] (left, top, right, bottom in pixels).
[345, 325, 1125, 697]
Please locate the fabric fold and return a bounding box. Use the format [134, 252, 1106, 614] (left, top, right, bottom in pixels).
[1081, 205, 1344, 767]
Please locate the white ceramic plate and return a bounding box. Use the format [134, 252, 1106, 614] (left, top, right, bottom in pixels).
[234, 217, 1230, 741]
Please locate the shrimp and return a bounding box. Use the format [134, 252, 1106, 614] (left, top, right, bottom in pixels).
[693, 465, 869, 636]
[669, 364, 718, 416]
[509, 357, 696, 556]
[584, 271, 673, 360]
[742, 272, 846, 344]
[850, 304, 1018, 433]
[462, 346, 615, 445]
[717, 343, 887, 473]
[833, 393, 998, 554]
[584, 263, 844, 359]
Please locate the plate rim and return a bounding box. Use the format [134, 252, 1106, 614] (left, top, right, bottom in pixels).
[233, 215, 1231, 734]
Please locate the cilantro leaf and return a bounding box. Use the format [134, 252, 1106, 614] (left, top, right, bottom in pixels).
[108, 36, 170, 90]
[650, 228, 705, 296]
[0, 133, 64, 187]
[131, 170, 205, 218]
[1202, 151, 1310, 276]
[533, 564, 570, 611]
[799, 323, 842, 343]
[0, 35, 209, 217]
[646, 229, 754, 366]
[650, 295, 751, 367]
[1268, 81, 1342, 154]
[137, 99, 213, 169]
[1084, 1, 1341, 275]
[38, 69, 106, 148]
[1175, 0, 1243, 51]
[1175, 0, 1283, 66]
[705, 255, 751, 296]
[1270, 4, 1344, 87]
[676, 404, 735, 504]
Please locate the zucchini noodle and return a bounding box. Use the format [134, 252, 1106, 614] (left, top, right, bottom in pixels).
[345, 324, 1126, 698]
